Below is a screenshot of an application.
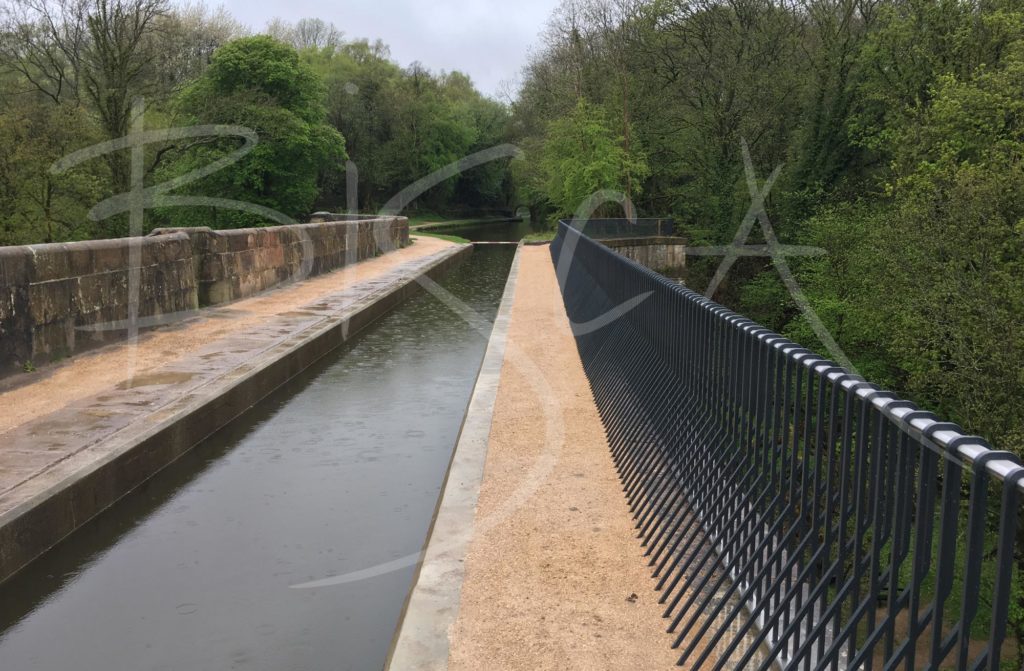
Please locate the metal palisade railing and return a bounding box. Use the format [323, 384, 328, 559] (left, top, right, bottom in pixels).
[550, 221, 1024, 670]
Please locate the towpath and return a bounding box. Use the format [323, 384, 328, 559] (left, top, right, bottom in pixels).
[390, 245, 683, 670]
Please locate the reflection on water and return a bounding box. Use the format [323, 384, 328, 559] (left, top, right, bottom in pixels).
[0, 245, 515, 671]
[428, 217, 543, 242]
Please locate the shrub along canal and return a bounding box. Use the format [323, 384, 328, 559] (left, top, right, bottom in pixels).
[0, 243, 515, 671]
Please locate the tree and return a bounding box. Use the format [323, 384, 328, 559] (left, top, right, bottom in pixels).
[309, 38, 402, 210]
[784, 0, 877, 204]
[293, 18, 342, 52]
[880, 34, 1024, 455]
[441, 71, 513, 210]
[152, 3, 247, 90]
[0, 93, 106, 243]
[304, 39, 512, 214]
[265, 17, 343, 52]
[161, 36, 346, 228]
[539, 97, 649, 217]
[378, 63, 478, 211]
[0, 0, 171, 192]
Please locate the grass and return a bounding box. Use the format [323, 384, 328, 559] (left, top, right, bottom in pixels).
[523, 229, 556, 243]
[406, 213, 451, 227]
[412, 231, 471, 244]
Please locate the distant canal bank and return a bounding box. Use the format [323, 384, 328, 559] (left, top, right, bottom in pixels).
[0, 245, 515, 671]
[419, 217, 543, 242]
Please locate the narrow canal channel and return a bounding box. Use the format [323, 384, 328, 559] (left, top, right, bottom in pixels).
[0, 243, 515, 671]
[428, 217, 540, 242]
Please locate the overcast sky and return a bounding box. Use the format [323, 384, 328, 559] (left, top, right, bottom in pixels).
[217, 0, 560, 98]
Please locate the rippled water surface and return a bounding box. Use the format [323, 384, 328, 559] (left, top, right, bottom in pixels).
[429, 217, 542, 241]
[0, 245, 514, 671]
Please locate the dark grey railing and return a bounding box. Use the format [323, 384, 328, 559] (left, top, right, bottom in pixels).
[551, 221, 1023, 670]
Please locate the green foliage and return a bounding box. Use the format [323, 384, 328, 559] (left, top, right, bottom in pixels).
[513, 0, 1024, 468]
[305, 43, 512, 213]
[538, 98, 649, 217]
[198, 36, 328, 124]
[0, 8, 509, 240]
[0, 96, 107, 243]
[382, 67, 479, 208]
[778, 202, 899, 386]
[306, 39, 403, 209]
[162, 36, 346, 228]
[522, 229, 556, 243]
[881, 40, 1024, 453]
[737, 271, 790, 333]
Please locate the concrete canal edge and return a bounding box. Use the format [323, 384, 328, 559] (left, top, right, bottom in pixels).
[0, 244, 471, 585]
[386, 243, 523, 671]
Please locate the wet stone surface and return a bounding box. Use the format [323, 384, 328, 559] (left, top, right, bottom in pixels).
[0, 247, 459, 517]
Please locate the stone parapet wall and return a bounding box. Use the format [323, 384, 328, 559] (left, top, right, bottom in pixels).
[0, 217, 408, 372]
[0, 234, 198, 370]
[159, 217, 408, 305]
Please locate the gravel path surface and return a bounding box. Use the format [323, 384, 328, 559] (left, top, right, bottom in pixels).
[447, 246, 685, 670]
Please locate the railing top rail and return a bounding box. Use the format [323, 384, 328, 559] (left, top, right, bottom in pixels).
[556, 220, 1024, 493]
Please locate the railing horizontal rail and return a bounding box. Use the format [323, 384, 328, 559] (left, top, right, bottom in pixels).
[550, 221, 1024, 670]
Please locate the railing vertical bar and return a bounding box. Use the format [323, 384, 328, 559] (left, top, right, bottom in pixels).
[548, 222, 1023, 671]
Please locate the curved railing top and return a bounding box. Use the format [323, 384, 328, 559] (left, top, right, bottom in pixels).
[555, 220, 1024, 493]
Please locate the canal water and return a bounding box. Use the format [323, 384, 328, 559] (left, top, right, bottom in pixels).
[429, 217, 542, 242]
[0, 244, 515, 671]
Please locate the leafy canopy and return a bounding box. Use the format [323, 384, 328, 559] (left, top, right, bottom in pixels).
[539, 98, 649, 217]
[163, 36, 346, 228]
